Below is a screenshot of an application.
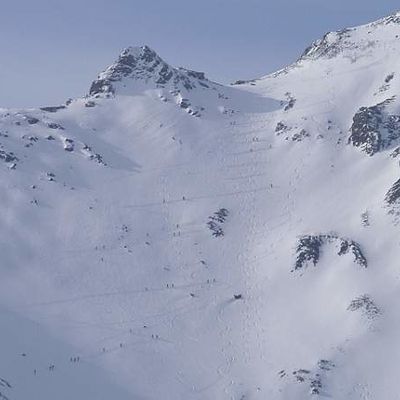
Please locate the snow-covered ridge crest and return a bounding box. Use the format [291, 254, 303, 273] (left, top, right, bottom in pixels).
[371, 10, 400, 26]
[89, 45, 212, 97]
[300, 10, 400, 61]
[299, 28, 355, 60]
[248, 10, 400, 80]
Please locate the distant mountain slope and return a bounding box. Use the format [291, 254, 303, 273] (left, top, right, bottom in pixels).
[1, 11, 400, 400]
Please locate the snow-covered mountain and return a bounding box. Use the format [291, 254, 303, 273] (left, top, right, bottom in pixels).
[2, 12, 400, 400]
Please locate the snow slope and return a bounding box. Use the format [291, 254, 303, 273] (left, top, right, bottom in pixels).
[2, 12, 400, 400]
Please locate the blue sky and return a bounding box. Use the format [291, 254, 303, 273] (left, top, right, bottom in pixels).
[0, 0, 398, 107]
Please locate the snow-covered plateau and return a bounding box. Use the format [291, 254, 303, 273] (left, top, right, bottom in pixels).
[2, 11, 400, 400]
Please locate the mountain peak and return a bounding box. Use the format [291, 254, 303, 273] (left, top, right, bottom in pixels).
[122, 45, 156, 58]
[294, 10, 400, 63]
[374, 10, 400, 25]
[89, 45, 210, 97]
[116, 45, 165, 71]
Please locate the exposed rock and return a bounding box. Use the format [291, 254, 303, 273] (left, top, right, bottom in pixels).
[280, 359, 335, 396]
[89, 46, 211, 97]
[47, 122, 65, 130]
[23, 135, 38, 142]
[292, 129, 310, 142]
[293, 369, 309, 383]
[183, 69, 206, 81]
[385, 73, 395, 83]
[284, 93, 296, 111]
[317, 360, 335, 371]
[0, 149, 18, 163]
[349, 97, 400, 156]
[300, 28, 354, 60]
[294, 235, 324, 271]
[233, 79, 256, 85]
[275, 121, 290, 135]
[278, 370, 286, 378]
[389, 146, 400, 158]
[349, 103, 384, 155]
[40, 105, 66, 113]
[63, 138, 74, 152]
[207, 208, 229, 238]
[338, 238, 367, 267]
[371, 12, 400, 26]
[361, 211, 370, 227]
[175, 95, 201, 117]
[294, 234, 367, 272]
[348, 294, 381, 319]
[310, 376, 322, 395]
[299, 24, 378, 63]
[377, 73, 395, 94]
[385, 178, 400, 205]
[26, 116, 39, 125]
[82, 144, 106, 166]
[178, 98, 190, 109]
[384, 178, 400, 218]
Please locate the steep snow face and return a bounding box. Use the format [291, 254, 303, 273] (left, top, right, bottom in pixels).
[2, 11, 400, 400]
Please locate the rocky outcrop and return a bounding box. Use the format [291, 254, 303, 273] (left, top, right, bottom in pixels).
[40, 105, 66, 113]
[349, 98, 400, 155]
[82, 144, 106, 166]
[0, 148, 17, 164]
[348, 295, 380, 319]
[207, 208, 229, 238]
[47, 122, 65, 130]
[384, 178, 400, 217]
[299, 12, 400, 62]
[279, 359, 335, 396]
[62, 138, 74, 152]
[89, 46, 211, 97]
[385, 178, 400, 205]
[371, 11, 400, 26]
[294, 234, 367, 272]
[300, 29, 355, 60]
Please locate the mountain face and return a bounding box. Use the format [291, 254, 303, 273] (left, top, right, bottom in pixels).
[2, 11, 400, 400]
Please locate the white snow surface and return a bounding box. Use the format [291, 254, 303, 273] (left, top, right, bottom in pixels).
[1, 12, 400, 400]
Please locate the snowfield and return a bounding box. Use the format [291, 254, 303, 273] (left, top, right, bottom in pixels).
[2, 11, 400, 400]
